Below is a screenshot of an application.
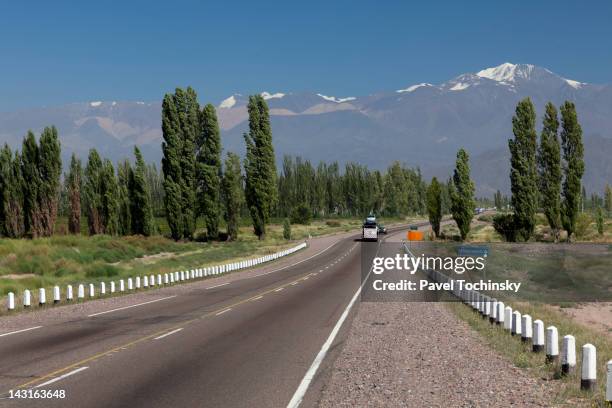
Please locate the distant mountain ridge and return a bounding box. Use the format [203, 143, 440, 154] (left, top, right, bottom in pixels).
[1, 63, 610, 196]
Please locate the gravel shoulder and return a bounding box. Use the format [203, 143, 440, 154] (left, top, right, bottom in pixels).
[318, 301, 561, 408]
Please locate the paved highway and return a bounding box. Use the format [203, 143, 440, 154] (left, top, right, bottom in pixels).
[0, 226, 413, 408]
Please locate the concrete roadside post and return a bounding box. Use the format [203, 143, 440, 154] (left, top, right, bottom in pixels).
[503, 306, 513, 331]
[490, 299, 497, 324]
[89, 283, 95, 298]
[78, 284, 85, 300]
[7, 292, 15, 311]
[521, 314, 532, 343]
[53, 286, 61, 304]
[100, 282, 106, 295]
[546, 326, 559, 363]
[128, 278, 133, 291]
[67, 285, 73, 301]
[496, 301, 505, 326]
[561, 335, 576, 375]
[511, 311, 521, 336]
[119, 279, 125, 292]
[39, 288, 46, 306]
[581, 344, 596, 391]
[23, 290, 31, 308]
[110, 281, 116, 294]
[533, 320, 545, 352]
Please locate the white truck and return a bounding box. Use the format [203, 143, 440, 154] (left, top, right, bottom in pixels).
[362, 215, 379, 242]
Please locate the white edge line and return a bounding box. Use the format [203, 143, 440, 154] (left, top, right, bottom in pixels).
[274, 287, 285, 292]
[286, 242, 380, 408]
[216, 308, 232, 316]
[0, 326, 43, 338]
[34, 366, 89, 388]
[154, 328, 184, 340]
[88, 296, 177, 317]
[206, 282, 230, 289]
[251, 295, 263, 301]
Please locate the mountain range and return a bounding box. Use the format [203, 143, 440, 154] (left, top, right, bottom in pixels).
[1, 63, 610, 196]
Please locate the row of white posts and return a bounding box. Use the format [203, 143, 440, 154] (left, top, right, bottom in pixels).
[5, 242, 307, 312]
[403, 242, 610, 402]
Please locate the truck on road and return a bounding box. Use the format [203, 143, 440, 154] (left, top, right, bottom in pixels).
[362, 214, 379, 242]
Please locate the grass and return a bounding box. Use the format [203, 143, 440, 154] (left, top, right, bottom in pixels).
[447, 300, 612, 407]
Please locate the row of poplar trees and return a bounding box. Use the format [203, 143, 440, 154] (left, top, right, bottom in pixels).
[161, 87, 273, 241]
[504, 98, 584, 242]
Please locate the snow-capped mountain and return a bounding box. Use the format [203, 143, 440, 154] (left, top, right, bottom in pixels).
[1, 63, 610, 195]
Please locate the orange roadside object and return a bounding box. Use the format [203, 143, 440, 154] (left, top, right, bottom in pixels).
[407, 230, 424, 241]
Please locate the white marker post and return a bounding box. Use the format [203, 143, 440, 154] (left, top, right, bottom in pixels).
[23, 290, 31, 308]
[128, 278, 133, 290]
[489, 299, 498, 324]
[89, 284, 95, 298]
[533, 320, 545, 352]
[38, 288, 46, 306]
[53, 286, 61, 304]
[100, 282, 106, 295]
[561, 335, 576, 375]
[546, 326, 559, 363]
[496, 301, 505, 326]
[511, 311, 521, 336]
[7, 292, 15, 311]
[164, 273, 169, 284]
[150, 274, 155, 286]
[157, 274, 162, 286]
[581, 344, 596, 391]
[78, 284, 85, 300]
[135, 276, 141, 289]
[119, 279, 125, 292]
[503, 306, 513, 331]
[67, 285, 73, 301]
[110, 281, 115, 294]
[143, 276, 149, 288]
[484, 298, 491, 319]
[521, 314, 532, 343]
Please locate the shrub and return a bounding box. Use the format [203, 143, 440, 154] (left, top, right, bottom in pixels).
[290, 204, 312, 225]
[283, 218, 291, 240]
[325, 220, 341, 227]
[493, 214, 518, 242]
[574, 213, 592, 239]
[85, 264, 119, 278]
[477, 214, 493, 222]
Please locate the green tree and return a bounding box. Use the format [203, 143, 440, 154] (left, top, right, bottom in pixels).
[129, 146, 154, 236]
[101, 159, 119, 235]
[161, 87, 199, 240]
[596, 206, 604, 236]
[84, 149, 104, 235]
[426, 177, 442, 238]
[493, 189, 503, 211]
[537, 102, 562, 241]
[560, 101, 585, 241]
[196, 104, 222, 238]
[283, 218, 291, 240]
[221, 152, 243, 241]
[605, 184, 612, 216]
[117, 159, 132, 235]
[0, 145, 25, 237]
[509, 98, 538, 241]
[244, 95, 277, 239]
[38, 126, 62, 236]
[66, 154, 82, 234]
[21, 131, 42, 237]
[450, 149, 475, 241]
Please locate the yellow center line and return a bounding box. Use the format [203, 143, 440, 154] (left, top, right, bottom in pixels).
[10, 271, 317, 391]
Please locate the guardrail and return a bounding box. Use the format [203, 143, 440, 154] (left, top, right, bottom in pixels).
[5, 242, 307, 313]
[402, 241, 611, 402]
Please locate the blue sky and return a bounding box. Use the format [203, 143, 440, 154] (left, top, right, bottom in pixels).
[1, 0, 611, 111]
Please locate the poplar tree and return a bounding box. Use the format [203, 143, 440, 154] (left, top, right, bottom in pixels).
[221, 152, 243, 241]
[84, 149, 104, 235]
[0, 145, 25, 237]
[450, 149, 475, 241]
[509, 98, 538, 241]
[38, 126, 62, 236]
[117, 159, 132, 235]
[426, 177, 442, 238]
[66, 154, 82, 234]
[22, 131, 42, 237]
[244, 95, 277, 239]
[537, 102, 562, 241]
[493, 190, 503, 211]
[605, 184, 612, 216]
[196, 103, 222, 239]
[161, 87, 199, 240]
[101, 159, 119, 235]
[130, 146, 154, 236]
[560, 101, 585, 241]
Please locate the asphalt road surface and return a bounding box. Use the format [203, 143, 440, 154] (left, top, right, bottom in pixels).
[0, 226, 416, 408]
